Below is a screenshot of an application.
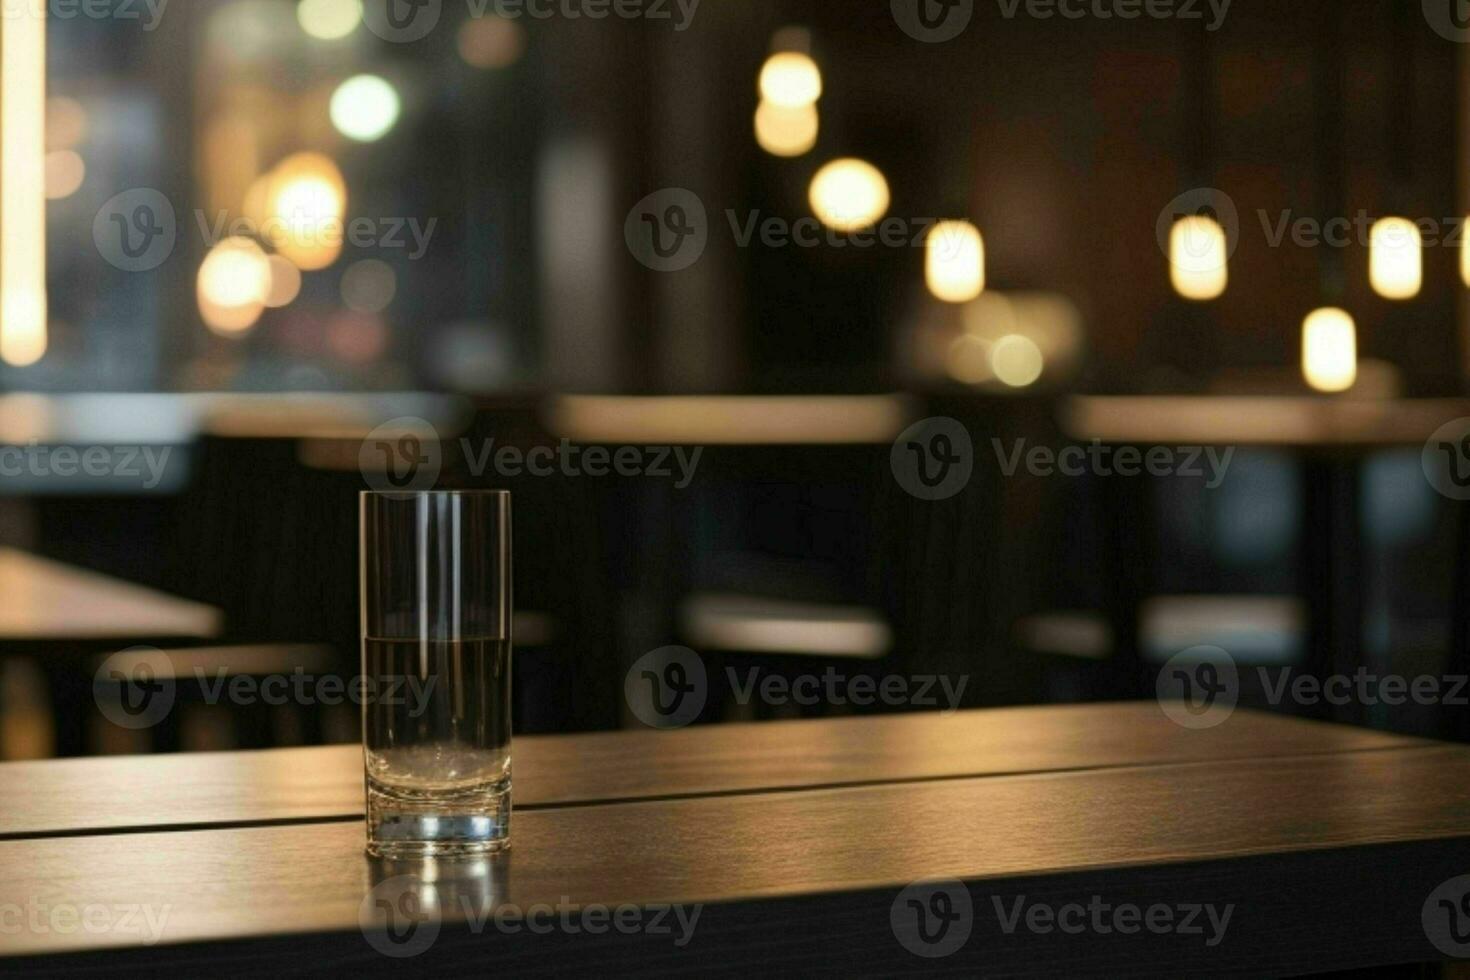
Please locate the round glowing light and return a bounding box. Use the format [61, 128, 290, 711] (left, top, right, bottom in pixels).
[808, 158, 890, 233]
[991, 334, 1044, 388]
[326, 311, 389, 363]
[1169, 214, 1228, 301]
[44, 150, 85, 200]
[1369, 216, 1422, 300]
[45, 96, 88, 151]
[265, 254, 303, 308]
[925, 220, 985, 303]
[759, 51, 822, 108]
[1302, 307, 1357, 393]
[754, 100, 818, 158]
[266, 153, 347, 271]
[457, 16, 525, 69]
[341, 258, 397, 313]
[946, 335, 992, 385]
[198, 237, 271, 335]
[297, 0, 361, 40]
[330, 74, 401, 142]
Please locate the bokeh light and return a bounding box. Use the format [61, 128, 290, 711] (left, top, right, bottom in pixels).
[991, 334, 1045, 388]
[45, 96, 87, 151]
[265, 152, 347, 270]
[754, 100, 818, 158]
[808, 158, 890, 233]
[341, 259, 397, 313]
[457, 16, 525, 69]
[946, 335, 992, 385]
[925, 220, 985, 303]
[1302, 307, 1357, 393]
[1169, 214, 1228, 301]
[1369, 216, 1421, 300]
[330, 74, 401, 142]
[297, 0, 361, 40]
[44, 150, 85, 200]
[265, 254, 303, 308]
[198, 237, 272, 336]
[759, 51, 822, 108]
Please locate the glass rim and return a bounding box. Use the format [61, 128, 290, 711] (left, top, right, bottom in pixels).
[359, 490, 512, 498]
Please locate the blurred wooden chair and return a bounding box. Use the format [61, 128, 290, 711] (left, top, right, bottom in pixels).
[679, 592, 892, 721]
[91, 644, 337, 753]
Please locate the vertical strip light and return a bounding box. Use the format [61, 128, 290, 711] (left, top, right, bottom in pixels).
[2, 5, 47, 366]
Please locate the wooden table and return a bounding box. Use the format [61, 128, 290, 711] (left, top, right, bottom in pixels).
[1059, 396, 1470, 728]
[2, 704, 1466, 976]
[0, 548, 222, 643]
[0, 548, 224, 758]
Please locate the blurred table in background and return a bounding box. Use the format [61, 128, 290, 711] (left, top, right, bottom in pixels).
[0, 548, 224, 759]
[1065, 395, 1470, 447]
[0, 548, 221, 642]
[1061, 395, 1470, 729]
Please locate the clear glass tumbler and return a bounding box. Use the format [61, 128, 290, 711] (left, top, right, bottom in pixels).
[360, 491, 512, 858]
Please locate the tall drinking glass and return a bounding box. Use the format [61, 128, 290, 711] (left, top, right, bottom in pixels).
[360, 491, 512, 858]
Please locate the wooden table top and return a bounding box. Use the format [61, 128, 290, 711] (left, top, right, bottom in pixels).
[1, 705, 1464, 976]
[0, 549, 222, 642]
[1063, 395, 1470, 448]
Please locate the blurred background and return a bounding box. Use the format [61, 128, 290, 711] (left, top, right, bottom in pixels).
[3, 0, 1470, 758]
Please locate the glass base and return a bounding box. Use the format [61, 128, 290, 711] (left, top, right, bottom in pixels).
[366, 778, 511, 859]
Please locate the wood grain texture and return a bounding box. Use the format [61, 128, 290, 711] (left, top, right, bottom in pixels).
[0, 548, 222, 641]
[1, 746, 1469, 967]
[0, 704, 1430, 837]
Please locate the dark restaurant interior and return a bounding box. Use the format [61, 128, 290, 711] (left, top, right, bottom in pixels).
[6, 0, 1470, 975]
